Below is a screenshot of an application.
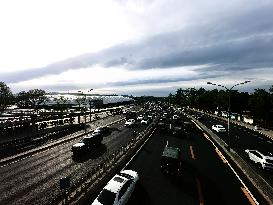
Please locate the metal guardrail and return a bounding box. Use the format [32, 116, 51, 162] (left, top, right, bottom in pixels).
[52, 121, 157, 205]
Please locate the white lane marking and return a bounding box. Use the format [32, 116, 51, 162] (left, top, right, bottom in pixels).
[191, 120, 203, 131]
[267, 141, 272, 144]
[203, 133, 259, 205]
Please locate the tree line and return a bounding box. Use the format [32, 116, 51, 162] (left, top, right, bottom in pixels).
[0, 81, 47, 112]
[168, 86, 273, 128]
[0, 81, 94, 112]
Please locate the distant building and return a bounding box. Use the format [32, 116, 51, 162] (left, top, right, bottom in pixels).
[45, 93, 133, 108]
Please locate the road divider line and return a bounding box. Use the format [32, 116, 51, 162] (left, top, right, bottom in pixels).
[241, 187, 258, 205]
[215, 148, 227, 164]
[203, 133, 211, 141]
[196, 177, 205, 205]
[190, 145, 196, 160]
[191, 120, 203, 131]
[201, 132, 259, 205]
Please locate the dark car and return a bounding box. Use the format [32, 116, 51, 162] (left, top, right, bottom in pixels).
[196, 115, 205, 121]
[93, 126, 111, 136]
[72, 132, 103, 154]
[183, 121, 195, 132]
[171, 125, 183, 136]
[161, 145, 181, 175]
[158, 121, 166, 129]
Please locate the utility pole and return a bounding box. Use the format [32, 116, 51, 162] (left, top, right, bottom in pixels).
[207, 81, 251, 151]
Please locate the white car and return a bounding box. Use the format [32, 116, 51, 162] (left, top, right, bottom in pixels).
[137, 115, 144, 121]
[245, 149, 273, 170]
[125, 119, 135, 127]
[211, 125, 226, 132]
[141, 118, 151, 125]
[91, 170, 139, 205]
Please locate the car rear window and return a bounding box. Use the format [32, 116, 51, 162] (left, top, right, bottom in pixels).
[97, 189, 116, 205]
[113, 176, 125, 183]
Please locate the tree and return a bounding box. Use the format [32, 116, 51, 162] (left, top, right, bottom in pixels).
[269, 85, 273, 93]
[0, 82, 14, 112]
[15, 91, 30, 108]
[168, 93, 174, 105]
[175, 88, 185, 106]
[248, 89, 272, 127]
[75, 96, 85, 108]
[56, 96, 69, 112]
[15, 89, 47, 110]
[27, 89, 47, 108]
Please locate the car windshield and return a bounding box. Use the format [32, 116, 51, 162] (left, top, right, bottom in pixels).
[97, 189, 116, 205]
[119, 173, 133, 179]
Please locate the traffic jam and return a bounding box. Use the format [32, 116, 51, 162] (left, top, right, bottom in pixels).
[0, 103, 271, 205]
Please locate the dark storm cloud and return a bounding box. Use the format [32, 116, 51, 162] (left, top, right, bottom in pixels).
[1, 1, 273, 84]
[12, 83, 103, 93]
[108, 72, 222, 87]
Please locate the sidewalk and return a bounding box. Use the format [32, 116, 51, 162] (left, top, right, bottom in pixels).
[190, 108, 273, 141]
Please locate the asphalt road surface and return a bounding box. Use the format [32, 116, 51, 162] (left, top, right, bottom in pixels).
[0, 114, 148, 205]
[87, 114, 268, 205]
[192, 112, 273, 189]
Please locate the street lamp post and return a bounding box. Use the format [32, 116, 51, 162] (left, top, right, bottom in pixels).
[207, 81, 251, 151]
[78, 89, 93, 134]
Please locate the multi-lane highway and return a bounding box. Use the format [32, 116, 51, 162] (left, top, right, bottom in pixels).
[85, 111, 268, 205]
[0, 105, 271, 205]
[0, 110, 148, 205]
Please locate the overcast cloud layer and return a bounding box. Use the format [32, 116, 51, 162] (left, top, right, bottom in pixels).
[1, 0, 273, 95]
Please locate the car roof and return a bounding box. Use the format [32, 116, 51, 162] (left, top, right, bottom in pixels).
[95, 126, 104, 130]
[250, 150, 273, 158]
[184, 121, 191, 124]
[104, 174, 128, 193]
[84, 133, 100, 139]
[162, 146, 180, 159]
[73, 142, 85, 147]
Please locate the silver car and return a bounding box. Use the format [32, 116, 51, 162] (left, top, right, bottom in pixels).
[91, 170, 139, 205]
[245, 149, 273, 170]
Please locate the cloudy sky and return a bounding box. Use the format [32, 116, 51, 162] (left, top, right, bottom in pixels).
[1, 0, 273, 96]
